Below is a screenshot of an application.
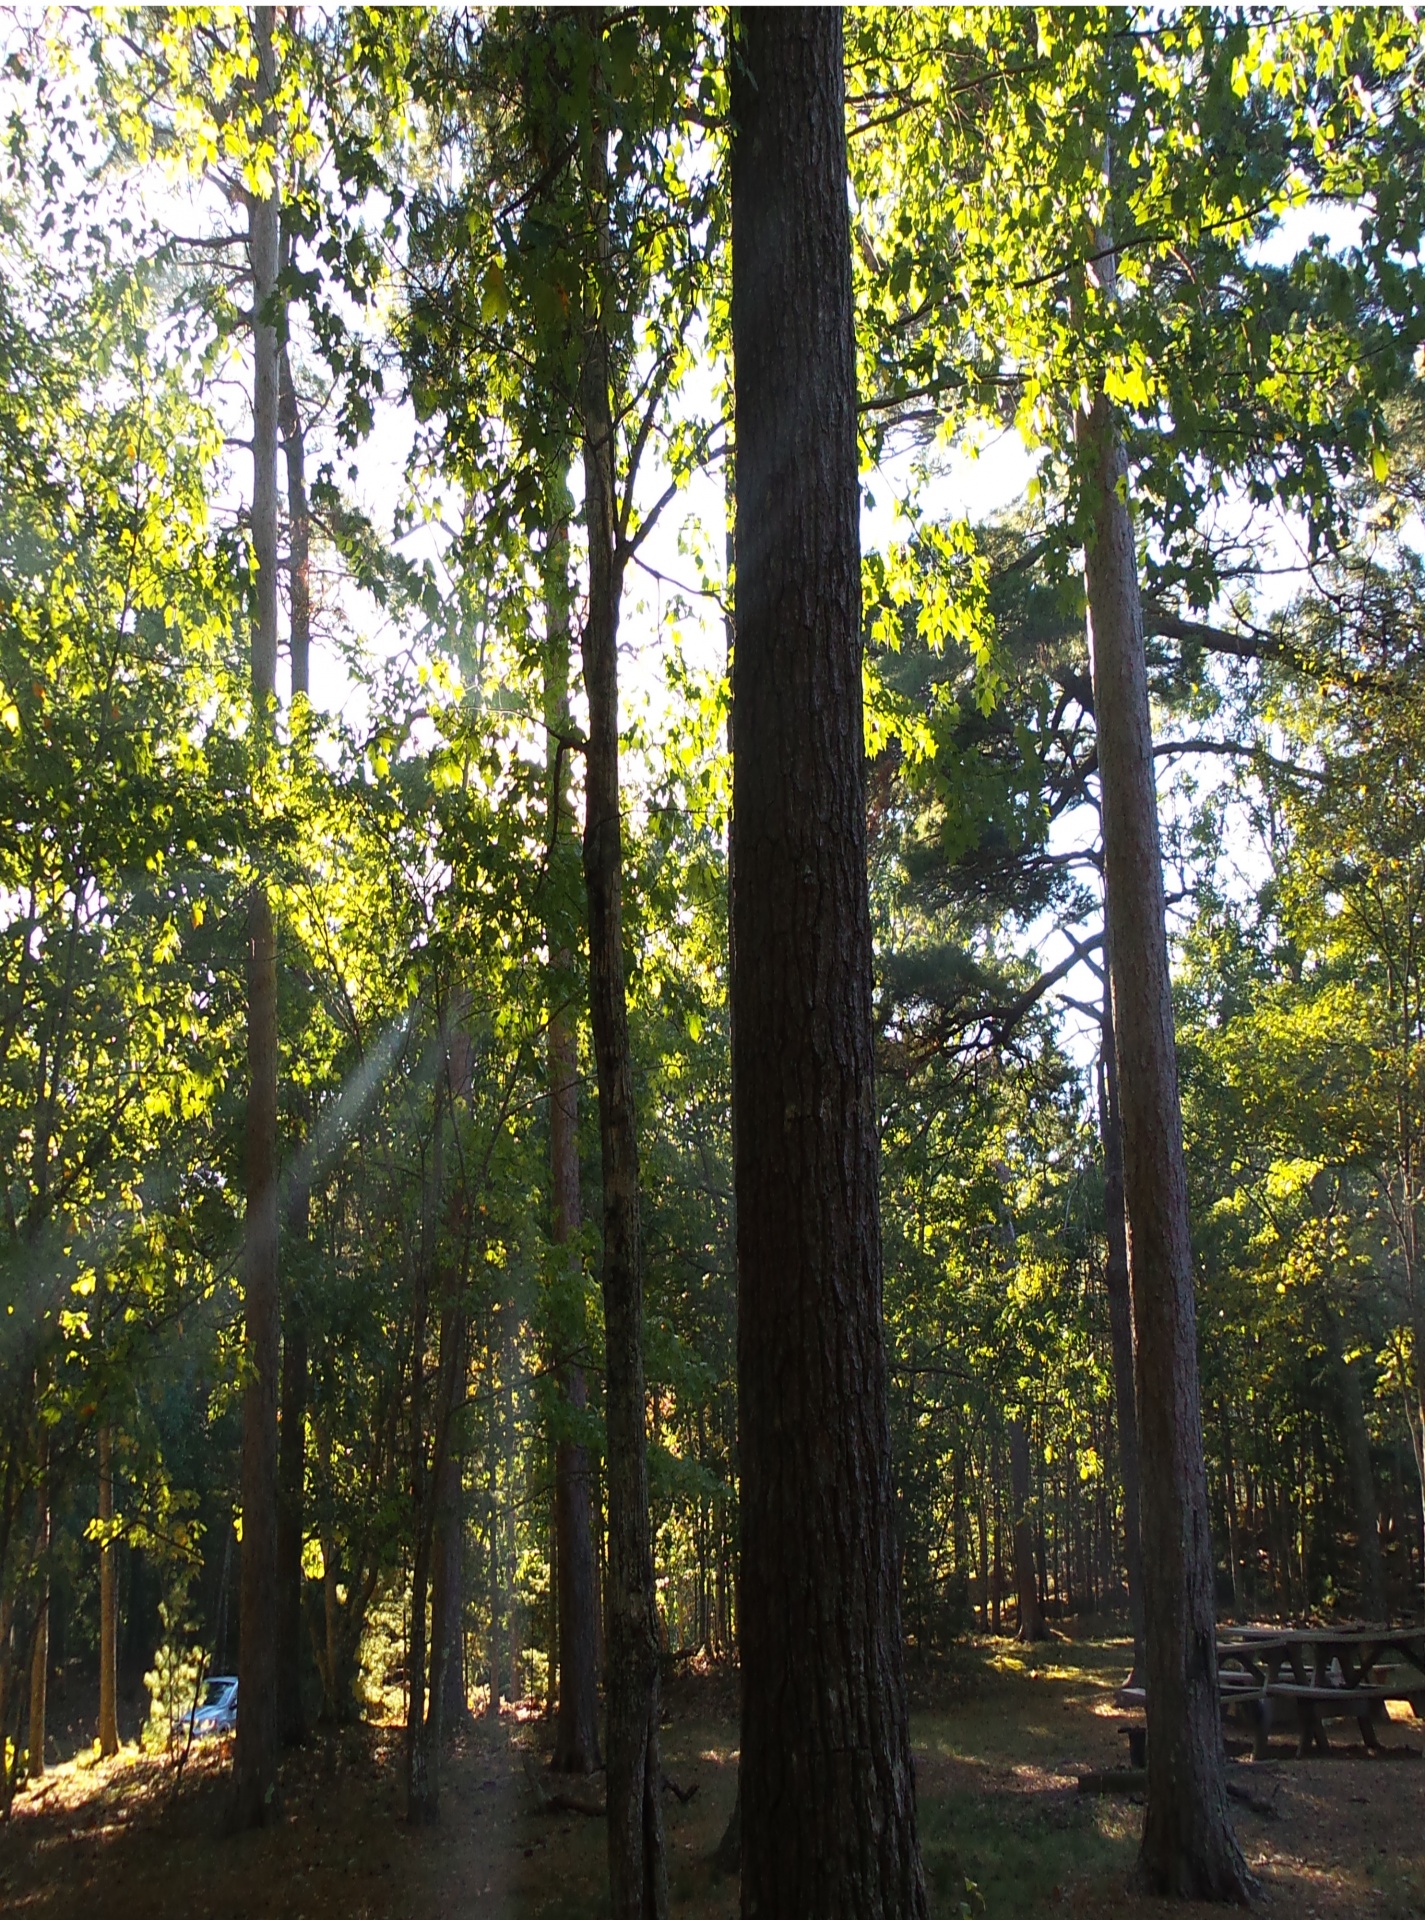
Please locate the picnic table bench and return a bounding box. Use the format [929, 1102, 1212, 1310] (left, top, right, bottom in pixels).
[1120, 1626, 1425, 1760]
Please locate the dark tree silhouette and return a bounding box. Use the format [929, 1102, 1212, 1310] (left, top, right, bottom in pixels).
[230, 2, 283, 1833]
[729, 12, 927, 1915]
[580, 102, 667, 1916]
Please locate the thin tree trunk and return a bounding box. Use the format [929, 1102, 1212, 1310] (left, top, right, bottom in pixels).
[1326, 1302, 1387, 1621]
[1078, 378, 1251, 1901]
[234, 876, 280, 1799]
[428, 1426, 469, 1737]
[406, 1087, 447, 1825]
[1009, 1416, 1047, 1642]
[273, 249, 311, 1754]
[0, 1593, 14, 1808]
[1099, 966, 1146, 1681]
[547, 1457, 558, 1717]
[504, 1344, 521, 1702]
[27, 1607, 46, 1781]
[231, 2, 283, 1834]
[580, 242, 666, 1908]
[422, 1304, 466, 1771]
[992, 1438, 1004, 1633]
[545, 512, 602, 1775]
[553, 1348, 601, 1770]
[977, 1450, 991, 1633]
[99, 1425, 119, 1756]
[406, 1373, 434, 1817]
[277, 1215, 307, 1748]
[487, 1503, 501, 1720]
[1220, 1420, 1244, 1623]
[278, 337, 310, 703]
[953, 1448, 969, 1601]
[729, 15, 927, 1915]
[28, 1457, 48, 1780]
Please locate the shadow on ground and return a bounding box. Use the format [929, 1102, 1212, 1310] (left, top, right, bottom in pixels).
[2, 1633, 1422, 1919]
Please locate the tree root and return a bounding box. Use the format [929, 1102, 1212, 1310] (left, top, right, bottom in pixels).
[1077, 1766, 1278, 1818]
[523, 1757, 605, 1817]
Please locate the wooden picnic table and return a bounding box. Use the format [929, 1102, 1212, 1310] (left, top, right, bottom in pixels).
[1120, 1626, 1425, 1760]
[1216, 1626, 1425, 1759]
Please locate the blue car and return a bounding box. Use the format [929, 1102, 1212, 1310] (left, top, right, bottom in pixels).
[188, 1675, 238, 1738]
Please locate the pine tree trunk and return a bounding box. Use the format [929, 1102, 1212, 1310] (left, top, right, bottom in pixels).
[0, 1593, 14, 1807]
[729, 15, 927, 1915]
[553, 1349, 601, 1770]
[406, 1098, 448, 1825]
[28, 1459, 48, 1780]
[504, 1350, 521, 1702]
[992, 1436, 1004, 1633]
[579, 133, 666, 1911]
[407, 1504, 434, 1820]
[278, 338, 309, 703]
[1009, 1416, 1047, 1641]
[27, 1605, 46, 1780]
[273, 240, 311, 1756]
[230, 3, 283, 1834]
[1326, 1302, 1386, 1621]
[428, 1417, 469, 1736]
[1099, 966, 1146, 1681]
[1221, 1423, 1244, 1622]
[418, 1302, 466, 1782]
[546, 514, 602, 1775]
[99, 1425, 119, 1756]
[234, 883, 280, 1812]
[1078, 387, 1252, 1902]
[277, 1209, 307, 1748]
[487, 1505, 501, 1720]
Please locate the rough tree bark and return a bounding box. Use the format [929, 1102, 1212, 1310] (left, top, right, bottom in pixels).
[230, 2, 283, 1832]
[98, 1424, 119, 1756]
[579, 118, 667, 1916]
[729, 14, 927, 1916]
[1008, 1416, 1047, 1643]
[1078, 383, 1252, 1901]
[545, 513, 602, 1776]
[1099, 959, 1147, 1682]
[275, 327, 311, 1753]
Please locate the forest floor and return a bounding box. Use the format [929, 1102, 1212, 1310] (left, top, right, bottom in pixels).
[2, 1630, 1423, 1919]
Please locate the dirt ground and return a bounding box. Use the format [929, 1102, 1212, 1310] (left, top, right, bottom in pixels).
[3, 1634, 1423, 1919]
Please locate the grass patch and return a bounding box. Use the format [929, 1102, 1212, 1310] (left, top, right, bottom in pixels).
[922, 1784, 1136, 1918]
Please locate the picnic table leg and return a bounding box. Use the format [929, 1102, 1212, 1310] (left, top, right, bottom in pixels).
[1294, 1647, 1329, 1755]
[1252, 1695, 1272, 1763]
[1338, 1646, 1381, 1751]
[1289, 1649, 1310, 1756]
